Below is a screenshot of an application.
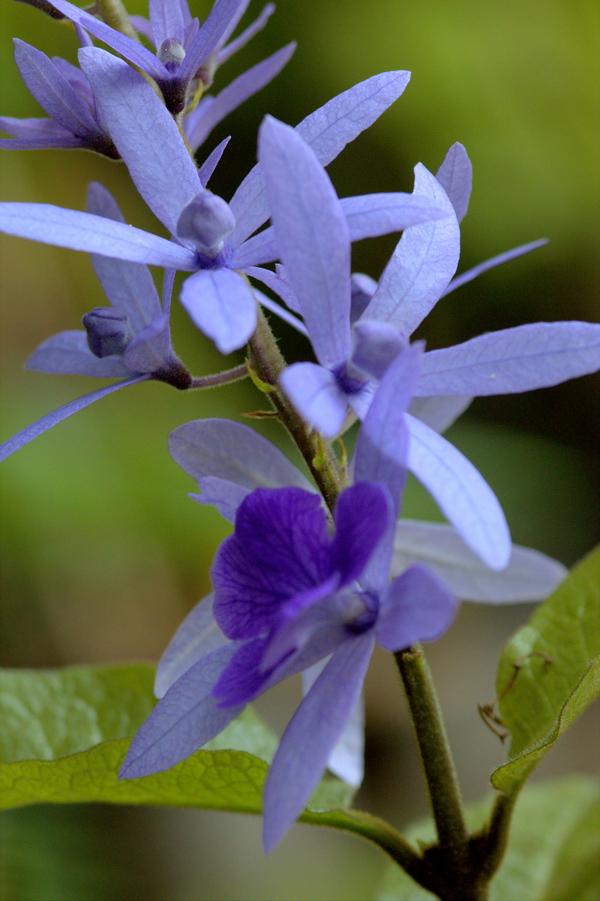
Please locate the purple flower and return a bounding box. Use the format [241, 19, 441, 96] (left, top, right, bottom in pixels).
[0, 40, 117, 156]
[0, 50, 436, 354]
[258, 119, 600, 441]
[0, 183, 189, 463]
[36, 0, 282, 114]
[120, 344, 457, 850]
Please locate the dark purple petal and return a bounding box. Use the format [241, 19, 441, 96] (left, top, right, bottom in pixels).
[180, 268, 257, 354]
[211, 636, 271, 706]
[86, 182, 162, 331]
[80, 48, 200, 235]
[198, 137, 231, 186]
[260, 116, 352, 368]
[13, 39, 98, 137]
[229, 71, 411, 249]
[263, 632, 374, 852]
[212, 488, 333, 640]
[186, 44, 295, 150]
[406, 414, 511, 569]
[435, 142, 472, 223]
[392, 521, 567, 604]
[27, 330, 131, 378]
[442, 239, 549, 297]
[217, 3, 275, 64]
[364, 165, 460, 334]
[417, 322, 600, 397]
[0, 376, 147, 463]
[408, 395, 472, 433]
[169, 417, 312, 520]
[155, 594, 227, 698]
[280, 363, 349, 438]
[120, 645, 242, 779]
[48, 0, 168, 80]
[0, 203, 196, 269]
[376, 564, 457, 651]
[331, 483, 391, 585]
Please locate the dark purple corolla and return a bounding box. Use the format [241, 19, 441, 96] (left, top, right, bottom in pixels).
[0, 50, 443, 356]
[119, 346, 457, 851]
[0, 183, 189, 462]
[33, 0, 283, 114]
[0, 38, 117, 156]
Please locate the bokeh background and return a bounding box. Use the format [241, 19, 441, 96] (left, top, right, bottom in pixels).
[1, 1, 599, 898]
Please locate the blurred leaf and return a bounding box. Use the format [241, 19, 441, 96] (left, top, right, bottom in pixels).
[377, 777, 600, 900]
[492, 546, 600, 794]
[0, 663, 352, 815]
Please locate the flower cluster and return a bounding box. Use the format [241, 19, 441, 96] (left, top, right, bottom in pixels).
[2, 0, 599, 852]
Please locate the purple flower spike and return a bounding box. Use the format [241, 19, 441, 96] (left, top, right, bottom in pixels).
[0, 40, 117, 156]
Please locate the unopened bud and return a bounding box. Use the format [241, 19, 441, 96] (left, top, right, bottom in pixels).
[83, 307, 132, 358]
[158, 39, 186, 72]
[176, 190, 236, 257]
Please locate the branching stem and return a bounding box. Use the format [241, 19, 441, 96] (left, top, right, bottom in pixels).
[189, 364, 248, 390]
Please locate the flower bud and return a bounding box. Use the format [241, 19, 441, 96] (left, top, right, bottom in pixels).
[82, 307, 132, 358]
[158, 39, 186, 72]
[176, 190, 236, 258]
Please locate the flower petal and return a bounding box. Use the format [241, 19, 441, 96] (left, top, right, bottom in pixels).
[364, 165, 460, 334]
[217, 2, 275, 64]
[417, 322, 600, 397]
[0, 376, 147, 463]
[119, 645, 242, 779]
[149, 0, 187, 46]
[392, 520, 567, 603]
[87, 182, 162, 330]
[341, 192, 446, 239]
[212, 488, 333, 640]
[332, 483, 391, 585]
[169, 417, 312, 519]
[80, 48, 200, 235]
[155, 594, 227, 698]
[443, 239, 548, 297]
[263, 633, 374, 852]
[178, 0, 251, 81]
[198, 136, 231, 187]
[408, 395, 472, 433]
[0, 202, 196, 268]
[186, 44, 295, 151]
[229, 70, 411, 248]
[302, 663, 364, 788]
[13, 39, 98, 137]
[435, 142, 472, 223]
[280, 363, 348, 438]
[259, 116, 352, 367]
[180, 268, 257, 354]
[26, 330, 131, 378]
[376, 564, 457, 651]
[405, 414, 511, 569]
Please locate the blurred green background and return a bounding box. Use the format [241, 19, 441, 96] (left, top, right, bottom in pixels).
[0, 1, 599, 898]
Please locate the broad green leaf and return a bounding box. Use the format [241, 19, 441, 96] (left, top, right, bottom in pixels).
[492, 546, 600, 793]
[0, 664, 351, 814]
[378, 777, 600, 901]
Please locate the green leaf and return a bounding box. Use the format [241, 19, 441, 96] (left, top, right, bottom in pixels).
[377, 777, 600, 901]
[0, 663, 352, 815]
[491, 546, 600, 794]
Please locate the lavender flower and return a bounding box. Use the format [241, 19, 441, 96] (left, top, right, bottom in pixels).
[259, 117, 600, 449]
[0, 183, 189, 462]
[39, 0, 284, 114]
[119, 345, 458, 850]
[0, 51, 439, 354]
[0, 40, 117, 156]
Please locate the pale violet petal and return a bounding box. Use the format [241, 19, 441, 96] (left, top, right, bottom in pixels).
[376, 564, 457, 650]
[26, 330, 131, 378]
[408, 395, 473, 433]
[443, 239, 548, 298]
[280, 363, 348, 438]
[180, 268, 257, 354]
[435, 142, 472, 223]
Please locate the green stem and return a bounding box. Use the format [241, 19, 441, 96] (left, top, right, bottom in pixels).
[189, 363, 248, 390]
[478, 790, 518, 881]
[247, 307, 345, 512]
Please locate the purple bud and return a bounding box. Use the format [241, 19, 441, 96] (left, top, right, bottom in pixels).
[158, 39, 186, 72]
[176, 191, 236, 257]
[82, 307, 133, 358]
